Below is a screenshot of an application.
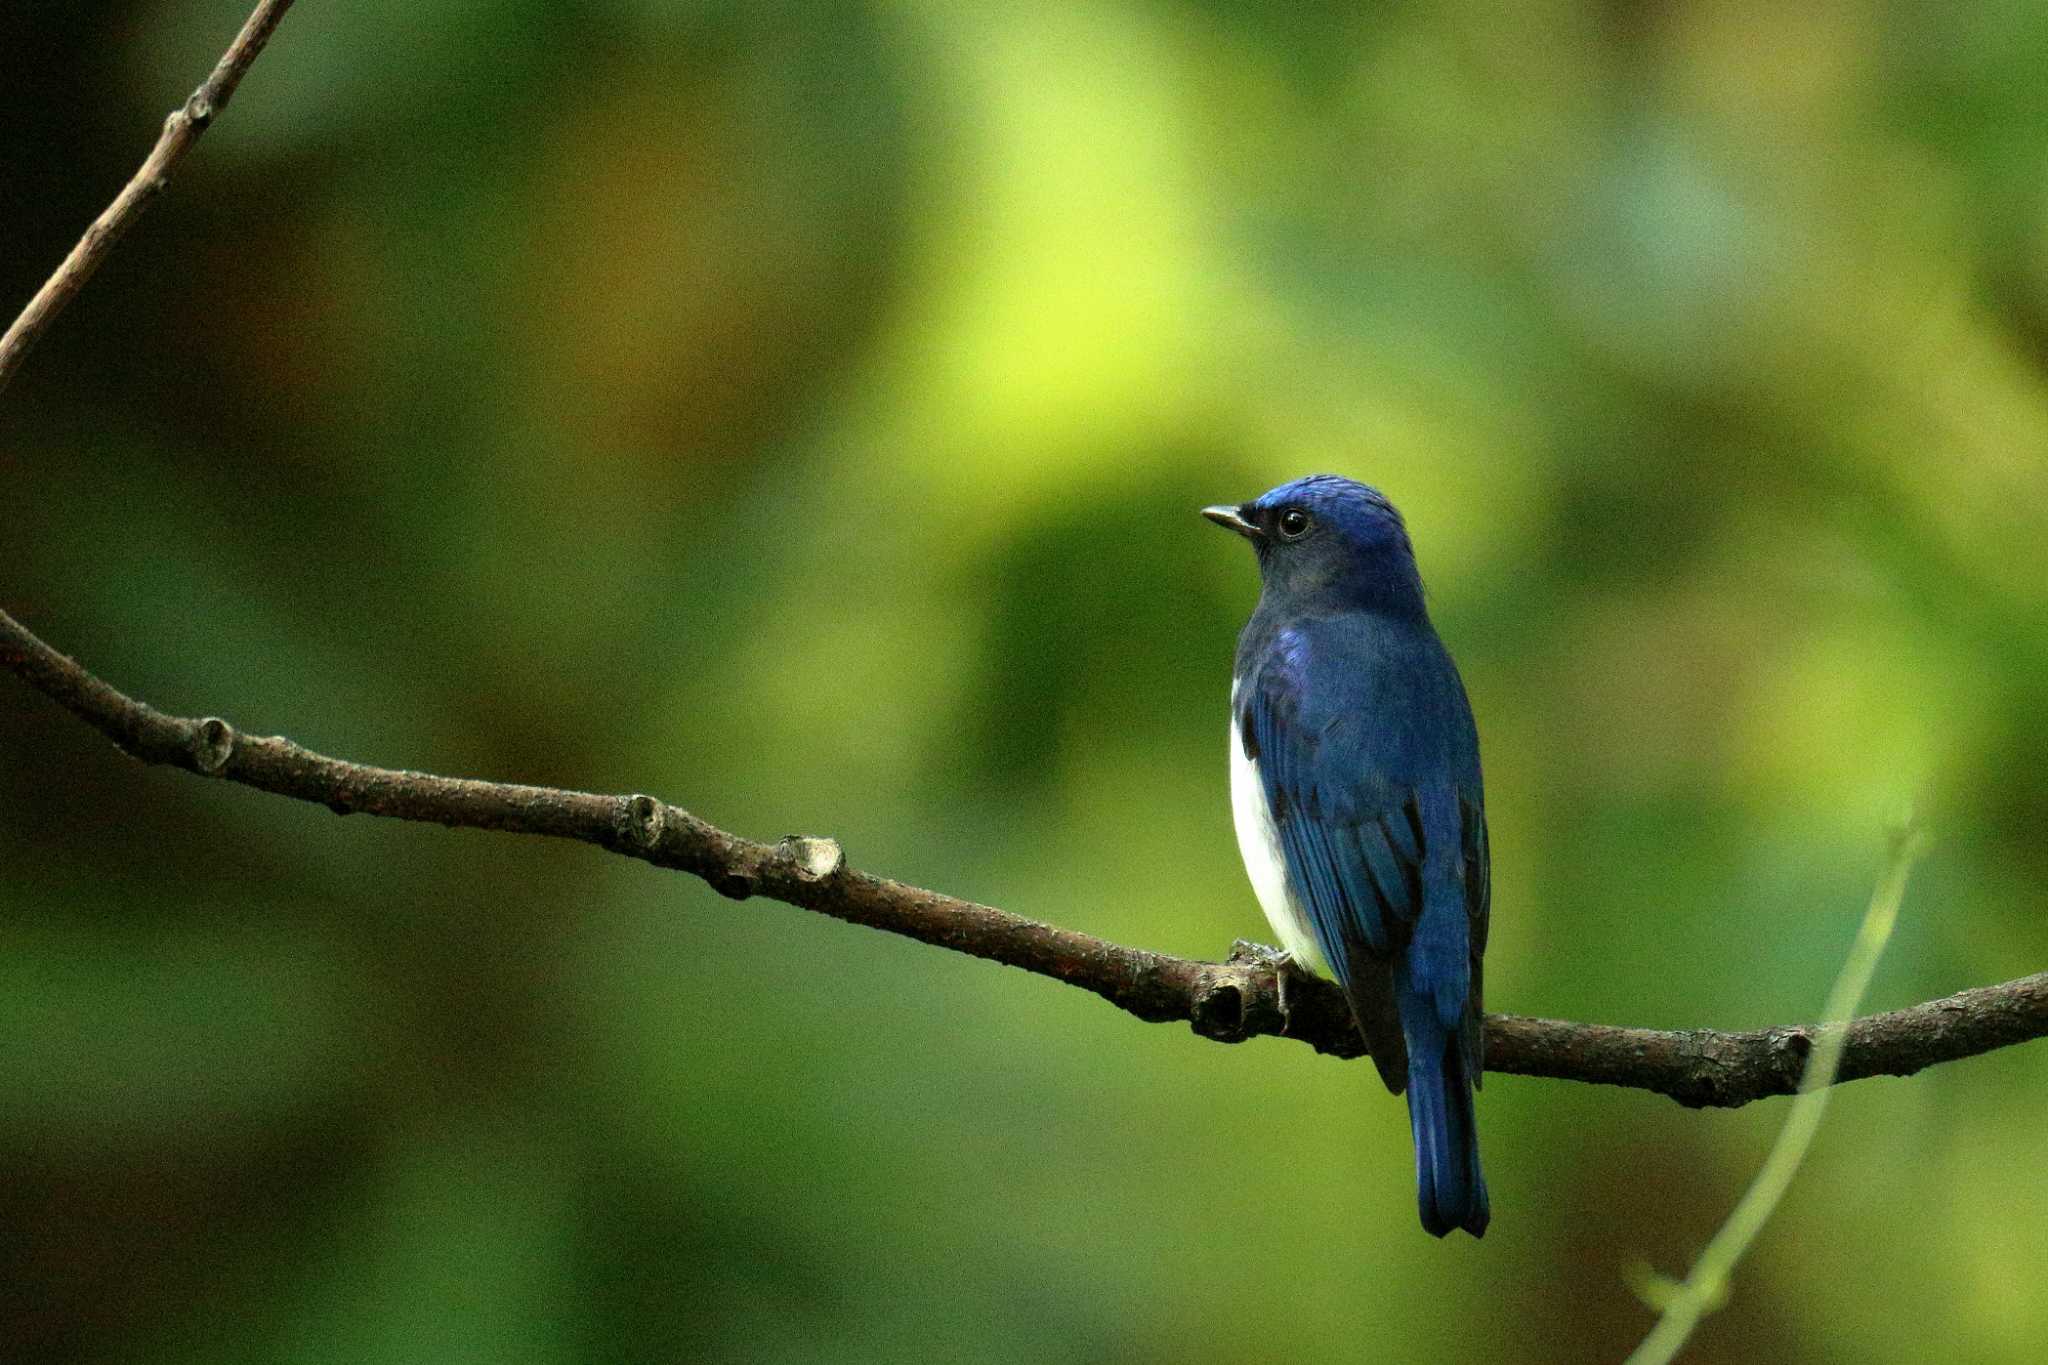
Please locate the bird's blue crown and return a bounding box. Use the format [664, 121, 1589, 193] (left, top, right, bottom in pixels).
[1234, 474, 1425, 617]
[1247, 473, 1407, 537]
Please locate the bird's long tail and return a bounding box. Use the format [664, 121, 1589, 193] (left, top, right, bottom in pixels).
[1400, 992, 1489, 1238]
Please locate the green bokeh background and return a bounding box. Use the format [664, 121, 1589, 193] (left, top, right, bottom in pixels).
[6, 2, 2048, 1361]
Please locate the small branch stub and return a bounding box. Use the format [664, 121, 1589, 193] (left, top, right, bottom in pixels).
[779, 835, 844, 883]
[1189, 967, 1252, 1043]
[621, 794, 666, 851]
[191, 717, 235, 774]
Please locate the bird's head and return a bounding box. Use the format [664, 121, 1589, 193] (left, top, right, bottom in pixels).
[1203, 474, 1427, 617]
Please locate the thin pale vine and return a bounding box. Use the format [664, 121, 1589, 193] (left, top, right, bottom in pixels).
[1624, 820, 1931, 1365]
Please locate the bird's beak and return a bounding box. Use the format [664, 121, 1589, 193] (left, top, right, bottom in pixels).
[1201, 504, 1263, 540]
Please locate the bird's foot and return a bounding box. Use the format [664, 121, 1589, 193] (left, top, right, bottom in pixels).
[1228, 939, 1299, 1033]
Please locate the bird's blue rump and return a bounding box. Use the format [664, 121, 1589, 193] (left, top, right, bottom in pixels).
[1208, 474, 1492, 1239]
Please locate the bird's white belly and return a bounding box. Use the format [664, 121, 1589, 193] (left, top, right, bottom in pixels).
[1228, 688, 1331, 978]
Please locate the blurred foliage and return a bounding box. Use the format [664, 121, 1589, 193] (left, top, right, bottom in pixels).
[4, 1, 2048, 1361]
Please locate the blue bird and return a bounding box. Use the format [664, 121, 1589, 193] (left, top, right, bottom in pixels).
[1204, 475, 1490, 1238]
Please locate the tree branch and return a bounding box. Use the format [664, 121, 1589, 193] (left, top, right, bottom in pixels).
[0, 0, 296, 395]
[5, 607, 2044, 1108]
[5, 0, 2044, 1111]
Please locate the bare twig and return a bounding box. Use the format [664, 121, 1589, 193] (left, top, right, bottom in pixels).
[4, 607, 2043, 1107]
[0, 0, 296, 395]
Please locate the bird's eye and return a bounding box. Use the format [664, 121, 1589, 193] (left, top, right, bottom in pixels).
[1276, 507, 1312, 540]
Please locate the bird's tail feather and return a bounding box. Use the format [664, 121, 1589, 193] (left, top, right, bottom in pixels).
[1403, 1011, 1489, 1238]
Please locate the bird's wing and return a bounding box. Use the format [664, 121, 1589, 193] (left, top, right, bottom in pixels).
[1239, 653, 1414, 1091]
[1240, 626, 1488, 1094]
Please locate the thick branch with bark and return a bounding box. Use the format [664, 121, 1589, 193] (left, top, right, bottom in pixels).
[5, 607, 2044, 1108]
[5, 0, 2045, 1113]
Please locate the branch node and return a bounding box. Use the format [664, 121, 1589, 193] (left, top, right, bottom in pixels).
[1189, 967, 1253, 1043]
[777, 835, 844, 883]
[191, 717, 235, 774]
[619, 794, 666, 850]
[187, 95, 215, 129]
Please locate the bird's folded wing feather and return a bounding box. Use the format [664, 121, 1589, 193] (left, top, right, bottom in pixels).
[1240, 665, 1417, 975]
[1240, 632, 1490, 1086]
